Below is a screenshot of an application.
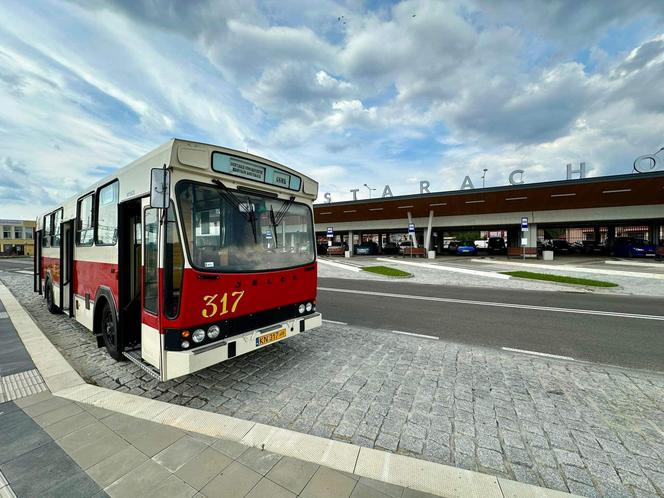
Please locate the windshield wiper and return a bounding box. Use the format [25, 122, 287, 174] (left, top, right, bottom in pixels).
[211, 179, 258, 243]
[269, 207, 279, 246]
[269, 196, 295, 247]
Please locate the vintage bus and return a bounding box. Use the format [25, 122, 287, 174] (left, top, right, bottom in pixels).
[34, 139, 321, 381]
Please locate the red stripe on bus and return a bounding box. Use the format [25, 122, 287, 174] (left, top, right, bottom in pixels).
[162, 263, 317, 330]
[73, 260, 119, 307]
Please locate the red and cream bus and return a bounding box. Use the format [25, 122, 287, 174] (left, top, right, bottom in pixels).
[34, 139, 321, 381]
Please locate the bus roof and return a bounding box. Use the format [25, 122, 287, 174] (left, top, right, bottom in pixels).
[37, 139, 319, 223]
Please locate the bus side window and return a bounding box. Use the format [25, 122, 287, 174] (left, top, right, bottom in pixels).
[76, 194, 94, 246]
[43, 215, 51, 248]
[96, 181, 119, 246]
[52, 209, 62, 248]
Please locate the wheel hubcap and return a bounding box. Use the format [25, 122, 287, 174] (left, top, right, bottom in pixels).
[103, 310, 115, 347]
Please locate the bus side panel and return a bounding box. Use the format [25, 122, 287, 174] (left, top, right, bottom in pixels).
[43, 253, 61, 304]
[43, 255, 61, 285]
[73, 260, 119, 311]
[164, 263, 317, 330]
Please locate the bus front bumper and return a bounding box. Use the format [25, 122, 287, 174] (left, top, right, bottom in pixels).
[163, 312, 322, 381]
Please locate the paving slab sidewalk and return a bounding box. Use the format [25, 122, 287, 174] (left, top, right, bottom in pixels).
[0, 280, 580, 497]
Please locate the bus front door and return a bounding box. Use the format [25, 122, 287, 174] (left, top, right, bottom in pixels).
[34, 229, 42, 294]
[140, 200, 162, 375]
[118, 198, 143, 350]
[60, 220, 74, 316]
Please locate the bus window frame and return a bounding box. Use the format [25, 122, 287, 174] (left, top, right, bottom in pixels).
[163, 201, 185, 320]
[174, 179, 316, 274]
[50, 208, 63, 248]
[76, 191, 95, 247]
[94, 179, 120, 247]
[43, 214, 51, 248]
[143, 206, 159, 316]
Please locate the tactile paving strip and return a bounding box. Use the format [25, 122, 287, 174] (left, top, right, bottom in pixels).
[0, 469, 17, 498]
[0, 369, 47, 402]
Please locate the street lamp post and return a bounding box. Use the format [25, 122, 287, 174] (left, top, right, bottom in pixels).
[363, 183, 376, 198]
[481, 169, 488, 188]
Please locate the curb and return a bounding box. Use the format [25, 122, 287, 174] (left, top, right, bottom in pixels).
[0, 282, 576, 498]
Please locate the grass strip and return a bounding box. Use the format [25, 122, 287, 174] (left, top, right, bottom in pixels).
[503, 271, 618, 287]
[362, 265, 412, 277]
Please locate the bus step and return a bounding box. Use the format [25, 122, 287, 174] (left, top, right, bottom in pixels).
[122, 350, 160, 380]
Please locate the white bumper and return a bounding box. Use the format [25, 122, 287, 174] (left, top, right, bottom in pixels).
[163, 312, 322, 380]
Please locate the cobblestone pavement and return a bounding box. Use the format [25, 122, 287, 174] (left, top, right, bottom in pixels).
[2, 272, 664, 497]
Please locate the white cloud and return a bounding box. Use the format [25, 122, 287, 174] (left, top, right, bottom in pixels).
[1, 0, 664, 217]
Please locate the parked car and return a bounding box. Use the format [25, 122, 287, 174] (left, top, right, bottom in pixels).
[487, 237, 506, 254]
[398, 240, 413, 254]
[446, 240, 461, 254]
[455, 240, 477, 256]
[656, 239, 664, 261]
[326, 242, 348, 256]
[611, 237, 656, 257]
[382, 241, 399, 255]
[576, 240, 605, 255]
[355, 241, 379, 255]
[545, 239, 573, 254]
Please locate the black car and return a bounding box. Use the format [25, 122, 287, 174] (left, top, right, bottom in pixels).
[355, 241, 379, 255]
[446, 240, 461, 254]
[382, 242, 399, 254]
[577, 240, 605, 255]
[398, 240, 413, 254]
[487, 237, 506, 254]
[546, 239, 573, 254]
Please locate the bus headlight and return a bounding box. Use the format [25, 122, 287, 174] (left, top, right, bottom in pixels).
[298, 304, 306, 314]
[305, 302, 313, 312]
[181, 340, 190, 349]
[207, 325, 220, 340]
[192, 329, 206, 343]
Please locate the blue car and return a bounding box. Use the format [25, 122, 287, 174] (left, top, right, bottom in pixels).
[456, 240, 477, 256]
[611, 237, 656, 257]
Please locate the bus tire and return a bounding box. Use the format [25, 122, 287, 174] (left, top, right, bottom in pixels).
[45, 279, 60, 314]
[100, 301, 123, 361]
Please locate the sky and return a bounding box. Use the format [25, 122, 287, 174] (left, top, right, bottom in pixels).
[1, 0, 664, 218]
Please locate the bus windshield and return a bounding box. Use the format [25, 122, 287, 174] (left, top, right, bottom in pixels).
[176, 181, 314, 272]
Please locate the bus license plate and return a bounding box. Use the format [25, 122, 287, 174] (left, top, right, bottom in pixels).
[256, 328, 286, 347]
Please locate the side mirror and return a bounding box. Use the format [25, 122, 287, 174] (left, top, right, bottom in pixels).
[150, 167, 170, 209]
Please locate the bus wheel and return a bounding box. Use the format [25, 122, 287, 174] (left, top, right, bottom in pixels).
[100, 303, 123, 361]
[45, 280, 60, 314]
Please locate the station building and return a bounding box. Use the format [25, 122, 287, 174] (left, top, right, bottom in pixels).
[313, 171, 664, 256]
[1, 219, 36, 256]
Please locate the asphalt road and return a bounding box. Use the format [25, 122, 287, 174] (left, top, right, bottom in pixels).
[0, 257, 33, 272]
[317, 277, 664, 371]
[4, 257, 662, 370]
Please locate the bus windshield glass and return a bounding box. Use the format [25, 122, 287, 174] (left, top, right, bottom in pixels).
[176, 181, 314, 272]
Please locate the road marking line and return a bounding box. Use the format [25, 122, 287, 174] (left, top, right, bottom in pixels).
[391, 330, 439, 340]
[471, 258, 664, 280]
[376, 258, 510, 280]
[323, 319, 348, 325]
[317, 259, 361, 272]
[605, 260, 664, 269]
[15, 270, 33, 275]
[317, 287, 664, 321]
[502, 347, 574, 361]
